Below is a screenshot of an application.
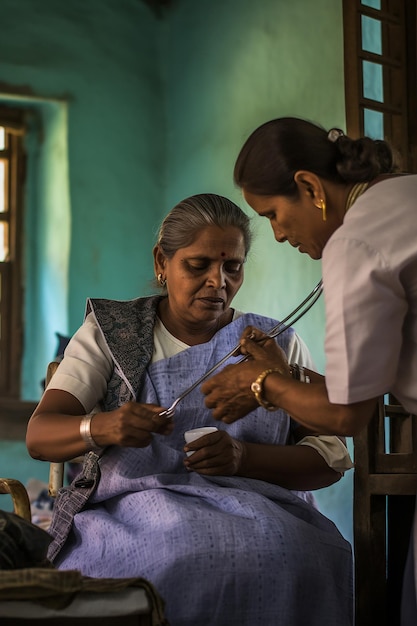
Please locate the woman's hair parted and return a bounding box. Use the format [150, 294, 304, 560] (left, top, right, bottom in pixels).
[156, 193, 253, 259]
[233, 117, 401, 197]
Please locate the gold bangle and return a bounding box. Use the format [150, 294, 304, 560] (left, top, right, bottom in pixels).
[250, 368, 284, 411]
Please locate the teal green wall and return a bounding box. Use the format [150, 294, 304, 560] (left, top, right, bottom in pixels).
[22, 100, 71, 397]
[160, 0, 350, 541]
[0, 0, 353, 543]
[163, 0, 346, 374]
[0, 0, 164, 398]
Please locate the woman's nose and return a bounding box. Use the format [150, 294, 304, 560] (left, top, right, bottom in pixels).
[272, 226, 287, 243]
[206, 267, 226, 288]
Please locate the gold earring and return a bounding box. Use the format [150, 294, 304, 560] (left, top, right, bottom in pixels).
[157, 273, 166, 287]
[316, 198, 326, 221]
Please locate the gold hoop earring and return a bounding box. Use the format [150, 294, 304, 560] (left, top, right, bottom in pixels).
[157, 273, 166, 287]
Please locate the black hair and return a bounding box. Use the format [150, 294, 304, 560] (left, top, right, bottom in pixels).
[234, 117, 400, 197]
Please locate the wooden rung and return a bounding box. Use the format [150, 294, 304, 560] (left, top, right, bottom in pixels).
[368, 474, 417, 495]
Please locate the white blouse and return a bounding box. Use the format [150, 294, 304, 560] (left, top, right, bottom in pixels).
[48, 310, 353, 473]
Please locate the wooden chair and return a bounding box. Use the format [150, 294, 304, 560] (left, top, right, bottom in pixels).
[0, 477, 32, 521]
[0, 477, 167, 625]
[46, 361, 68, 497]
[354, 394, 417, 626]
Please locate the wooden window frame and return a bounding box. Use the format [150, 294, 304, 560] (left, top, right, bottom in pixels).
[0, 107, 36, 436]
[0, 108, 25, 398]
[343, 0, 417, 172]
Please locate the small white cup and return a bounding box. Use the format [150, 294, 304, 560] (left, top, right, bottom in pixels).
[184, 427, 218, 457]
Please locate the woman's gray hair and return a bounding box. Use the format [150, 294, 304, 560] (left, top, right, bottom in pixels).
[156, 193, 253, 259]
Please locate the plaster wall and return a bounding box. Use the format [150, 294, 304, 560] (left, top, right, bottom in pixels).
[163, 0, 345, 374]
[0, 0, 164, 397]
[161, 0, 350, 541]
[0, 0, 352, 543]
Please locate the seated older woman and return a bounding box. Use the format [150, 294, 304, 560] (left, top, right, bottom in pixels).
[26, 193, 353, 626]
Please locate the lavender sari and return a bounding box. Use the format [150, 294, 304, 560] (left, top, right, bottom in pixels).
[50, 306, 353, 625]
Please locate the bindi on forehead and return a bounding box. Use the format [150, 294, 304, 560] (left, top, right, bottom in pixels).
[221, 252, 226, 257]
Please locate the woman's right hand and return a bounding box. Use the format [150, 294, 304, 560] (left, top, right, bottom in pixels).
[92, 401, 174, 448]
[26, 389, 173, 462]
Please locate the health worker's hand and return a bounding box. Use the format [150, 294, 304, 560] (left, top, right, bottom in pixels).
[201, 325, 291, 423]
[239, 325, 291, 368]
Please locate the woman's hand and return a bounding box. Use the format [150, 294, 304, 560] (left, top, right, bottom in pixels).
[239, 325, 291, 370]
[201, 325, 291, 423]
[92, 401, 174, 448]
[183, 429, 246, 476]
[27, 388, 174, 462]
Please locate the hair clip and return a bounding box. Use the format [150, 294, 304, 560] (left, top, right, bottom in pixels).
[327, 128, 344, 143]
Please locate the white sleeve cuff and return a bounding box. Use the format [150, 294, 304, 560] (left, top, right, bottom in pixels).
[296, 435, 354, 473]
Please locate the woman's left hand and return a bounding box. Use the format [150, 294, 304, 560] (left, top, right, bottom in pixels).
[184, 429, 246, 476]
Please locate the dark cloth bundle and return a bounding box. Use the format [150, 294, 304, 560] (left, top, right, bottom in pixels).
[0, 509, 52, 569]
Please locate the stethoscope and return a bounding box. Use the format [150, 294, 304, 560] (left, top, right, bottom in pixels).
[159, 279, 323, 418]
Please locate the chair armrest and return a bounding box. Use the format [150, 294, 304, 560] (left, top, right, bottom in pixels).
[0, 478, 32, 521]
